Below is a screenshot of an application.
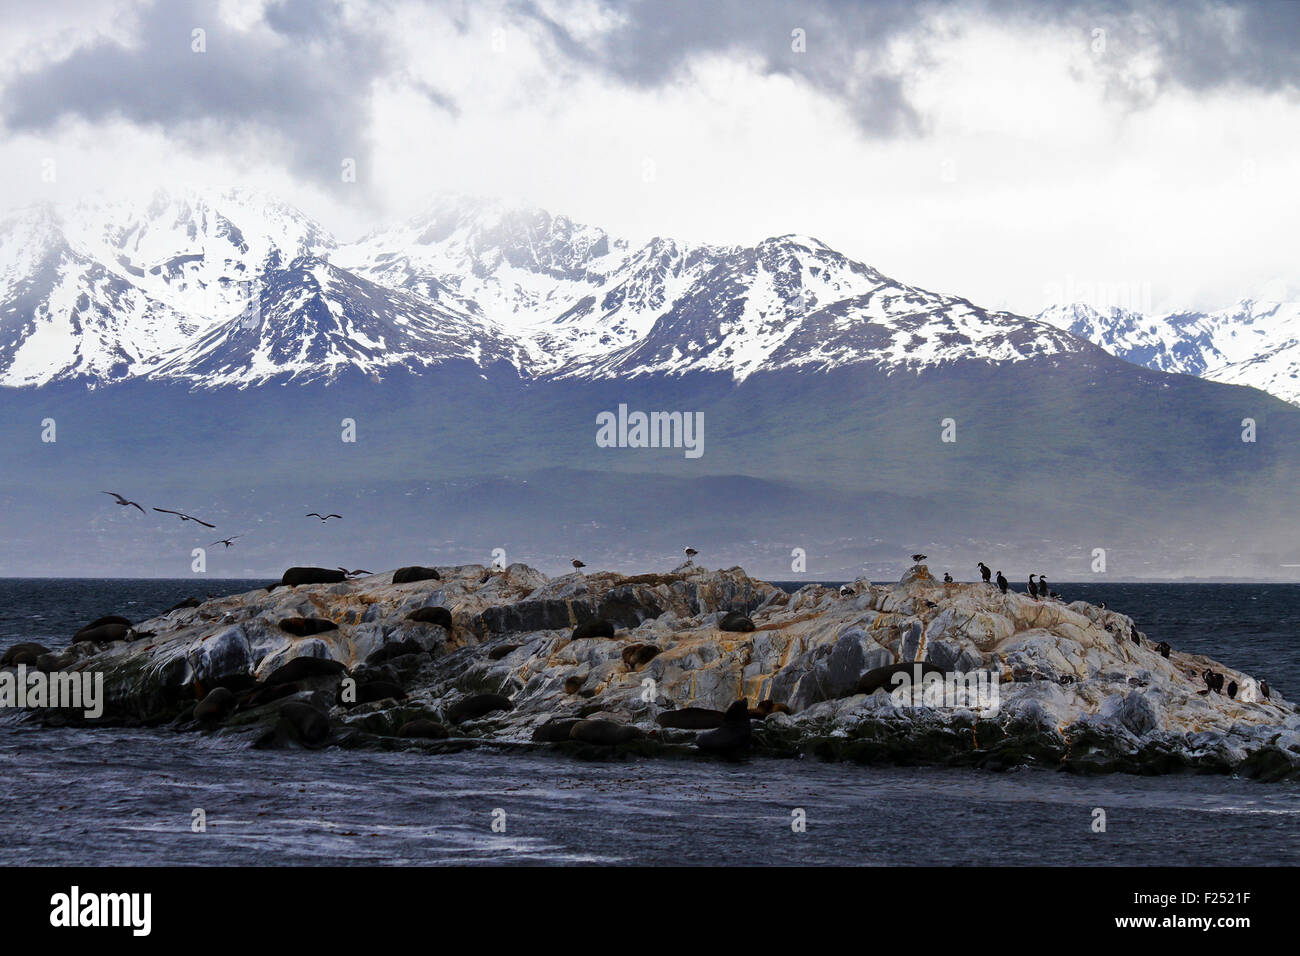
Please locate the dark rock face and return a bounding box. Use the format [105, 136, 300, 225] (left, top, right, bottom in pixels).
[857, 662, 950, 696]
[595, 586, 664, 629]
[366, 639, 425, 665]
[532, 717, 584, 741]
[280, 567, 347, 586]
[477, 599, 577, 635]
[166, 597, 201, 612]
[278, 617, 339, 637]
[488, 643, 522, 661]
[344, 680, 407, 705]
[392, 566, 441, 585]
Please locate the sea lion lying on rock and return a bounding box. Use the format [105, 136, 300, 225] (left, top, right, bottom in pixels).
[622, 643, 660, 669]
[254, 701, 332, 748]
[265, 657, 346, 686]
[718, 612, 755, 633]
[407, 606, 453, 629]
[569, 718, 645, 746]
[748, 699, 791, 719]
[194, 686, 236, 725]
[656, 706, 726, 730]
[74, 623, 133, 645]
[532, 717, 584, 742]
[238, 682, 300, 711]
[447, 693, 513, 724]
[36, 651, 77, 672]
[278, 617, 339, 637]
[166, 597, 201, 612]
[572, 619, 615, 640]
[397, 719, 449, 739]
[365, 639, 425, 666]
[1, 642, 50, 666]
[392, 566, 441, 585]
[856, 662, 950, 696]
[280, 567, 347, 587]
[695, 700, 752, 755]
[488, 643, 522, 661]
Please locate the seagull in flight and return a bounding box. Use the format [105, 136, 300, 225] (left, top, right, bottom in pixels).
[306, 513, 342, 522]
[337, 567, 371, 577]
[211, 536, 242, 549]
[101, 491, 145, 513]
[153, 507, 215, 528]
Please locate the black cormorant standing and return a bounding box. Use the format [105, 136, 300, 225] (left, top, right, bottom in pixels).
[1227, 680, 1238, 699]
[978, 562, 991, 583]
[1261, 679, 1271, 699]
[943, 572, 953, 583]
[995, 571, 1008, 594]
[1027, 574, 1039, 598]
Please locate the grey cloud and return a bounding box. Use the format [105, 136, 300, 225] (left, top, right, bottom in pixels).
[0, 0, 457, 188]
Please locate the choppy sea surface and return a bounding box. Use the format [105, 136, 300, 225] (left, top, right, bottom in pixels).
[1, 578, 1297, 866]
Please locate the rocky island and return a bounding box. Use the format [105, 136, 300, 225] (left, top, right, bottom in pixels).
[5, 564, 1297, 780]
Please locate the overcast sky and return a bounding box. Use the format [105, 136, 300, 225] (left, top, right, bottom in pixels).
[1, 0, 1297, 315]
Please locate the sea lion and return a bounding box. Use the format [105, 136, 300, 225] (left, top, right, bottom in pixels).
[695, 700, 752, 755]
[276, 701, 331, 745]
[1156, 641, 1171, 658]
[35, 651, 77, 672]
[856, 661, 950, 696]
[571, 619, 615, 640]
[488, 643, 522, 661]
[366, 639, 425, 665]
[569, 719, 645, 746]
[748, 699, 791, 719]
[407, 606, 453, 629]
[278, 617, 339, 637]
[532, 717, 584, 742]
[397, 718, 449, 739]
[238, 681, 300, 710]
[166, 597, 201, 612]
[447, 693, 513, 723]
[74, 622, 132, 645]
[621, 643, 661, 669]
[718, 612, 755, 633]
[1, 642, 50, 667]
[392, 566, 441, 585]
[77, 614, 131, 632]
[280, 567, 347, 587]
[656, 706, 726, 730]
[346, 680, 407, 705]
[564, 675, 586, 694]
[194, 686, 236, 725]
[265, 657, 346, 685]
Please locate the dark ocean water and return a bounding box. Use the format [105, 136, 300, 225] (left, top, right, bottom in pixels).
[1, 579, 1297, 866]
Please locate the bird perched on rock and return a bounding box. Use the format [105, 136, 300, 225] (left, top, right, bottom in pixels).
[1156, 641, 1171, 658]
[978, 562, 992, 583]
[571, 559, 586, 570]
[1027, 574, 1039, 598]
[839, 584, 855, 597]
[102, 491, 145, 513]
[1261, 679, 1271, 699]
[1037, 575, 1049, 598]
[684, 547, 698, 563]
[943, 572, 952, 583]
[911, 553, 927, 564]
[153, 507, 215, 528]
[996, 571, 1008, 594]
[1227, 680, 1238, 699]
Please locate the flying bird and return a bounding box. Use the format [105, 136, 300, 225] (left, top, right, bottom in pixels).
[306, 513, 342, 522]
[337, 567, 371, 577]
[211, 536, 242, 549]
[101, 491, 145, 513]
[153, 508, 215, 529]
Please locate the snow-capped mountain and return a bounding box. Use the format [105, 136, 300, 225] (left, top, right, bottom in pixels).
[1038, 300, 1300, 406]
[0, 189, 1116, 389]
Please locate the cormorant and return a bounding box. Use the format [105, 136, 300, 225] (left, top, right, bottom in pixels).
[995, 571, 1008, 594]
[101, 491, 145, 513]
[1261, 679, 1271, 699]
[1027, 574, 1039, 598]
[1037, 575, 1049, 598]
[1227, 680, 1238, 699]
[943, 572, 953, 583]
[978, 561, 991, 583]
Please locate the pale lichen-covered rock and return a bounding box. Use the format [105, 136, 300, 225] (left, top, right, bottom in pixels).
[8, 563, 1296, 778]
